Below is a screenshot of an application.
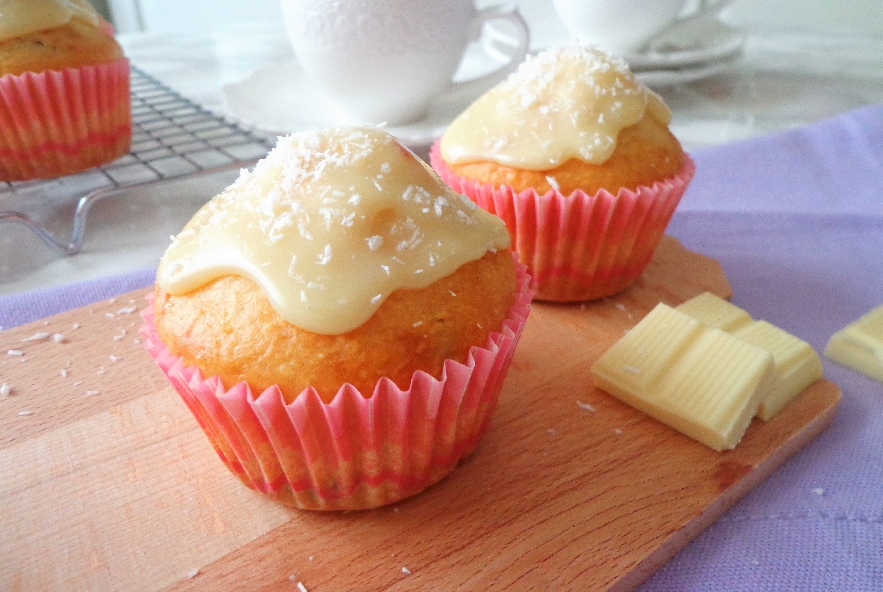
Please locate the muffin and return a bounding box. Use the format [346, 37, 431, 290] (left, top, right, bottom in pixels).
[141, 126, 533, 510]
[431, 46, 695, 301]
[0, 0, 131, 181]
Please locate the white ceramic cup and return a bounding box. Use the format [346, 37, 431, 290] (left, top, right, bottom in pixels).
[279, 0, 530, 125]
[552, 0, 731, 55]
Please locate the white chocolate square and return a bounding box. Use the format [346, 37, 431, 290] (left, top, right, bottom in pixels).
[592, 303, 775, 451]
[676, 291, 752, 332]
[677, 293, 823, 421]
[733, 320, 824, 420]
[824, 305, 883, 382]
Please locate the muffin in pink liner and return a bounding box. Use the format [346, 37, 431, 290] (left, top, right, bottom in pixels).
[432, 46, 695, 301]
[141, 262, 531, 511]
[432, 143, 695, 301]
[0, 1, 131, 181]
[143, 126, 533, 510]
[0, 59, 131, 180]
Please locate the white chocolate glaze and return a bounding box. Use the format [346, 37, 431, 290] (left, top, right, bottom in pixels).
[440, 46, 671, 170]
[157, 127, 510, 335]
[0, 0, 101, 41]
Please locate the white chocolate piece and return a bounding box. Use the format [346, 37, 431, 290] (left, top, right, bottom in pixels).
[824, 305, 883, 382]
[732, 321, 824, 421]
[592, 303, 775, 451]
[157, 127, 510, 335]
[439, 46, 671, 170]
[675, 291, 752, 331]
[677, 292, 823, 421]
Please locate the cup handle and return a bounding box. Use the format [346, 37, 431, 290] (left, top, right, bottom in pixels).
[684, 0, 735, 19]
[441, 4, 530, 102]
[640, 0, 735, 52]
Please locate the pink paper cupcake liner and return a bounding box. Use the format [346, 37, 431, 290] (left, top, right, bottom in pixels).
[140, 259, 533, 511]
[0, 57, 132, 181]
[430, 141, 696, 302]
[100, 18, 116, 36]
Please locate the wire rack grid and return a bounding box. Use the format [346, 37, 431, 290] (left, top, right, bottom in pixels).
[0, 65, 276, 255]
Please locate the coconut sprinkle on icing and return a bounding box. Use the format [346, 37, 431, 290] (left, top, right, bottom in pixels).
[157, 126, 509, 335]
[440, 46, 671, 169]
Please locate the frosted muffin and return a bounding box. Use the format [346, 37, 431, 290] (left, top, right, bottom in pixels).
[142, 126, 533, 510]
[431, 46, 695, 301]
[0, 0, 131, 181]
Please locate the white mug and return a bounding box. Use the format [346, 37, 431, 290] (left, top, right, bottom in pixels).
[552, 0, 732, 55]
[279, 0, 530, 125]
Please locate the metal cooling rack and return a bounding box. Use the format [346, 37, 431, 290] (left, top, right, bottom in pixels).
[0, 65, 275, 255]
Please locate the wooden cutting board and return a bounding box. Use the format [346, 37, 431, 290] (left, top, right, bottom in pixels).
[0, 236, 840, 592]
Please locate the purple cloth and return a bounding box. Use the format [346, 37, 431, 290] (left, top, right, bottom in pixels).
[643, 104, 883, 590]
[1, 105, 881, 589]
[0, 267, 156, 331]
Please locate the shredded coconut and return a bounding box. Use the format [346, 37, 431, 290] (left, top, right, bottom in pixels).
[22, 332, 50, 342]
[576, 401, 596, 412]
[317, 244, 333, 265]
[366, 235, 384, 251]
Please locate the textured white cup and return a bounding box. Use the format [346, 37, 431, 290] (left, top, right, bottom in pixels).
[280, 0, 530, 125]
[552, 0, 730, 55]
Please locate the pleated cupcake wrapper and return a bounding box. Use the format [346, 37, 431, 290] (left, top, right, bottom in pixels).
[140, 260, 533, 511]
[100, 19, 116, 36]
[0, 58, 132, 181]
[430, 141, 696, 301]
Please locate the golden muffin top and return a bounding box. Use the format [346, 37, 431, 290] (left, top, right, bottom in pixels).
[0, 0, 101, 41]
[440, 46, 672, 170]
[157, 126, 511, 335]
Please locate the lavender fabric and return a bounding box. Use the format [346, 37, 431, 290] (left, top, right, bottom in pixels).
[643, 104, 883, 590]
[1, 105, 881, 589]
[0, 267, 156, 331]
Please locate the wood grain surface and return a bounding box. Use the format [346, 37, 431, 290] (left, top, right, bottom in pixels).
[0, 236, 840, 591]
